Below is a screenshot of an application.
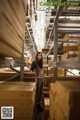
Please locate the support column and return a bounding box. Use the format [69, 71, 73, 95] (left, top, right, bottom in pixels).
[47, 56, 48, 75]
[64, 69, 67, 76]
[32, 46, 34, 61]
[20, 40, 25, 81]
[53, 23, 58, 82]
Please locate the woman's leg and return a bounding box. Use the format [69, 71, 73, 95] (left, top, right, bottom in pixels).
[36, 78, 44, 105]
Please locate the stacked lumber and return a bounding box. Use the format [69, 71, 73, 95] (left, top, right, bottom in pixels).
[0, 0, 26, 58]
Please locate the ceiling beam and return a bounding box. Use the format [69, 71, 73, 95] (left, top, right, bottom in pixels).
[50, 9, 80, 16]
[58, 29, 80, 33]
[49, 23, 80, 28]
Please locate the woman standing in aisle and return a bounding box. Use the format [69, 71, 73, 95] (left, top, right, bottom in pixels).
[31, 52, 44, 112]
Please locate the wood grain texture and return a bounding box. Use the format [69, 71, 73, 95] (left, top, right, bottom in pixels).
[0, 0, 26, 58]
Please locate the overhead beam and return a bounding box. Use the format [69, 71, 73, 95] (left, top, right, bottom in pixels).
[49, 23, 80, 28]
[50, 9, 80, 16]
[58, 29, 80, 33]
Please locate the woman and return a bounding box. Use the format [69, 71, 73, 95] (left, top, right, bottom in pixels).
[31, 52, 44, 112]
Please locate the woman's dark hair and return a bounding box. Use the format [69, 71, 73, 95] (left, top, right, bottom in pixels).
[35, 52, 43, 69]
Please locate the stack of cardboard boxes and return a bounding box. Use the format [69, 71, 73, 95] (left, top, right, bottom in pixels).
[49, 81, 80, 120]
[0, 82, 36, 120]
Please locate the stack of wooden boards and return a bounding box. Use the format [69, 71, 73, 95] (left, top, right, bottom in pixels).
[0, 0, 26, 58]
[0, 81, 36, 120]
[49, 81, 80, 120]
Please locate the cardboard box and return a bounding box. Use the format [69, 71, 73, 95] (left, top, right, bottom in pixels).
[50, 83, 56, 96]
[14, 118, 32, 120]
[55, 81, 80, 120]
[55, 104, 80, 120]
[0, 117, 32, 120]
[61, 53, 68, 60]
[0, 85, 36, 101]
[0, 81, 36, 86]
[56, 81, 80, 108]
[0, 83, 36, 120]
[0, 108, 33, 118]
[49, 90, 56, 107]
[49, 105, 55, 120]
[49, 81, 80, 120]
[0, 100, 34, 109]
[55, 105, 66, 120]
[14, 108, 33, 118]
